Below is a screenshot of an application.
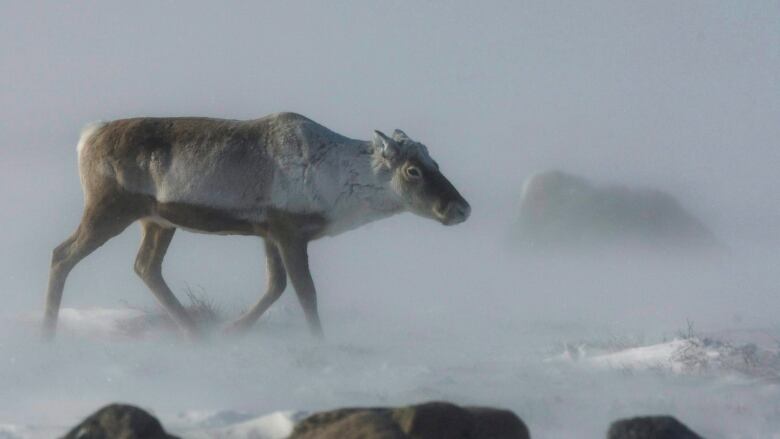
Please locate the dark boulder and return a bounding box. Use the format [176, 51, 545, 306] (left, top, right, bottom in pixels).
[62, 404, 178, 439]
[467, 406, 531, 439]
[288, 408, 406, 439]
[288, 401, 529, 439]
[608, 416, 703, 439]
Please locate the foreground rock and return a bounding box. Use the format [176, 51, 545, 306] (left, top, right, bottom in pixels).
[62, 404, 179, 439]
[288, 401, 529, 439]
[514, 170, 718, 251]
[608, 416, 703, 439]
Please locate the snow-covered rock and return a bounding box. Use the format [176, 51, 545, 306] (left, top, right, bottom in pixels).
[513, 170, 719, 251]
[588, 339, 689, 372]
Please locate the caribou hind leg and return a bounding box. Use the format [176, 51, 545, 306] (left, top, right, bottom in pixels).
[43, 196, 140, 340]
[134, 222, 199, 339]
[226, 239, 287, 333]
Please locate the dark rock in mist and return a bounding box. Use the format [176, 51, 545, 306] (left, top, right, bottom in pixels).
[62, 404, 178, 439]
[513, 170, 719, 251]
[288, 401, 529, 439]
[608, 415, 703, 439]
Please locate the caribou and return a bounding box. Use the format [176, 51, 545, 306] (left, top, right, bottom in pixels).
[44, 112, 470, 339]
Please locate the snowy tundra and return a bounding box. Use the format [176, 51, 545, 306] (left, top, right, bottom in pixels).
[43, 112, 470, 339]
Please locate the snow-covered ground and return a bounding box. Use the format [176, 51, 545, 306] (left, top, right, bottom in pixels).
[3, 242, 780, 439]
[9, 201, 780, 439]
[4, 281, 780, 439]
[3, 198, 780, 439]
[588, 339, 692, 372]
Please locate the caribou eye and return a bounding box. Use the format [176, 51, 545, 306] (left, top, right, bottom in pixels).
[405, 166, 422, 179]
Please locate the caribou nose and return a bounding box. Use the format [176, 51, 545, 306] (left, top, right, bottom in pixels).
[443, 200, 471, 225]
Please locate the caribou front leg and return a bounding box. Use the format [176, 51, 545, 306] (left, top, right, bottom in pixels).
[277, 238, 324, 338]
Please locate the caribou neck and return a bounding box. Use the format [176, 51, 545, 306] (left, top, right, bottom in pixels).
[322, 141, 404, 236]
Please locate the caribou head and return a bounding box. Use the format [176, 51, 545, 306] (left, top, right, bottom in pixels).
[372, 129, 471, 226]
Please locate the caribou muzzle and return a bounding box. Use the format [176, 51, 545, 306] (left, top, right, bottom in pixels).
[427, 170, 470, 226]
[434, 198, 471, 225]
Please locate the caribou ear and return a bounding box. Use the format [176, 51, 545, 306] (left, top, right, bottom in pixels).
[373, 130, 399, 160]
[392, 129, 411, 143]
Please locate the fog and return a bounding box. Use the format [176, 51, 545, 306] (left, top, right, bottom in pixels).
[1, 1, 779, 437]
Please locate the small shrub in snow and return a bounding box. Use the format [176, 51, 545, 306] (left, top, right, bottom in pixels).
[558, 325, 780, 380]
[671, 336, 780, 379]
[117, 285, 224, 337]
